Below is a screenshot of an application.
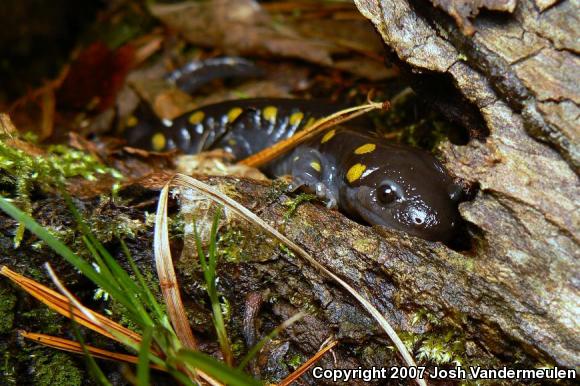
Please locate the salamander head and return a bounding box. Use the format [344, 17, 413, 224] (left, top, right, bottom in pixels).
[343, 146, 462, 242]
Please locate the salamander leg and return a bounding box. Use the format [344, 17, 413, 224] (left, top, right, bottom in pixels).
[288, 148, 339, 208]
[315, 182, 338, 208]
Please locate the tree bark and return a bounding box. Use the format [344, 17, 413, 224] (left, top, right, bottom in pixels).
[2, 1, 578, 382]
[353, 0, 579, 368]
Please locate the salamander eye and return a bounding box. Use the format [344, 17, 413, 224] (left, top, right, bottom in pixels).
[377, 183, 400, 204]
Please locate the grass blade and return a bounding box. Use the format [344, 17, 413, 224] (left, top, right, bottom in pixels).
[71, 320, 114, 386]
[137, 327, 153, 386]
[176, 349, 262, 386]
[193, 210, 233, 366]
[0, 196, 145, 325]
[165, 174, 426, 386]
[118, 236, 166, 323]
[238, 312, 304, 370]
[64, 194, 154, 327]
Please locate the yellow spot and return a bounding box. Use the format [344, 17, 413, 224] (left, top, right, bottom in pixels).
[227, 107, 243, 122]
[346, 163, 366, 183]
[289, 111, 304, 126]
[310, 161, 321, 172]
[321, 129, 336, 144]
[188, 111, 205, 125]
[354, 143, 376, 154]
[262, 106, 278, 122]
[228, 139, 237, 145]
[293, 156, 300, 162]
[305, 117, 317, 127]
[126, 115, 138, 127]
[151, 133, 166, 151]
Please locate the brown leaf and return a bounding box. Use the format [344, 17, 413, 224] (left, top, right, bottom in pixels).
[149, 0, 334, 65]
[57, 42, 136, 111]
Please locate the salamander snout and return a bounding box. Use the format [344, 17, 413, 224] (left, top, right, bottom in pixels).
[345, 166, 462, 242]
[395, 197, 460, 242]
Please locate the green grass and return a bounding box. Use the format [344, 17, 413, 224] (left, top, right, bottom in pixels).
[0, 195, 262, 385]
[193, 209, 235, 366]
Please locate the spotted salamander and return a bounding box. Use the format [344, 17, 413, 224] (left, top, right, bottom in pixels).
[125, 97, 462, 242]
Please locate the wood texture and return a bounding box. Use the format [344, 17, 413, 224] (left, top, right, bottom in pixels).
[354, 0, 579, 367]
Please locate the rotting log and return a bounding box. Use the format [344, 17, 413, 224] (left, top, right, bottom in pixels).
[353, 0, 579, 368]
[0, 170, 576, 383]
[1, 2, 578, 382]
[174, 174, 578, 373]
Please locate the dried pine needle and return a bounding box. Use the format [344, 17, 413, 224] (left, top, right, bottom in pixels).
[158, 174, 426, 386]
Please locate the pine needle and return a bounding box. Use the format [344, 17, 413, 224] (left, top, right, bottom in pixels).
[19, 331, 166, 371]
[154, 179, 198, 350]
[0, 266, 142, 348]
[277, 339, 338, 386]
[238, 100, 389, 167]
[161, 174, 426, 386]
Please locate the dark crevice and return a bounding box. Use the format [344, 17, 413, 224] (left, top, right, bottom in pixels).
[378, 40, 488, 144]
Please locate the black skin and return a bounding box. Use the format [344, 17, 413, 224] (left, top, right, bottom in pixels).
[125, 98, 462, 242]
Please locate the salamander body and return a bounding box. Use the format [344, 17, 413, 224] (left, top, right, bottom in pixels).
[125, 98, 462, 242]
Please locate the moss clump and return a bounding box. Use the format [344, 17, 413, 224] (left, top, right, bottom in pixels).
[217, 228, 248, 262]
[0, 137, 121, 247]
[0, 284, 17, 333]
[287, 353, 304, 370]
[84, 199, 148, 244]
[283, 193, 317, 220]
[20, 308, 67, 336]
[0, 139, 121, 198]
[266, 179, 289, 202]
[215, 223, 277, 264]
[398, 309, 467, 366]
[107, 298, 142, 333]
[30, 350, 84, 386]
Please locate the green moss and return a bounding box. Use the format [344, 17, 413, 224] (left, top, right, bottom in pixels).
[220, 295, 232, 324]
[0, 137, 121, 247]
[283, 193, 317, 220]
[107, 298, 142, 334]
[215, 224, 278, 264]
[21, 308, 66, 336]
[0, 139, 120, 197]
[85, 201, 147, 244]
[416, 331, 465, 365]
[352, 238, 377, 255]
[287, 354, 304, 370]
[288, 290, 318, 315]
[31, 224, 78, 252]
[266, 179, 289, 202]
[1, 349, 17, 386]
[397, 309, 466, 366]
[231, 338, 245, 359]
[463, 257, 475, 272]
[217, 228, 248, 262]
[30, 350, 84, 386]
[399, 309, 502, 376]
[0, 285, 17, 333]
[278, 243, 295, 258]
